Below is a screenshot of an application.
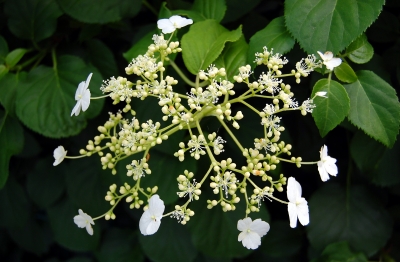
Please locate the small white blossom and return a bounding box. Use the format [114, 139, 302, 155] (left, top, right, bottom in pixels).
[71, 73, 92, 116]
[237, 217, 270, 249]
[139, 194, 165, 235]
[317, 51, 342, 70]
[315, 91, 327, 98]
[287, 177, 309, 228]
[53, 146, 67, 166]
[295, 54, 321, 76]
[157, 15, 193, 34]
[73, 209, 95, 235]
[317, 145, 338, 182]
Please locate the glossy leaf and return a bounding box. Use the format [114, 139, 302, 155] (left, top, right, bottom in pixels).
[123, 29, 157, 62]
[191, 0, 227, 22]
[346, 34, 374, 64]
[0, 112, 24, 189]
[15, 55, 104, 138]
[247, 16, 295, 66]
[0, 72, 26, 115]
[57, 0, 141, 24]
[214, 36, 248, 82]
[285, 0, 384, 54]
[181, 20, 242, 75]
[315, 241, 368, 262]
[307, 184, 393, 256]
[344, 70, 400, 147]
[311, 79, 350, 137]
[334, 62, 357, 83]
[0, 65, 8, 81]
[5, 0, 62, 42]
[5, 48, 27, 68]
[0, 36, 9, 63]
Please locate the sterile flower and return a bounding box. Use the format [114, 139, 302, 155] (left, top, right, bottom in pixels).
[237, 217, 270, 249]
[71, 73, 92, 116]
[73, 209, 95, 235]
[317, 51, 342, 70]
[53, 146, 67, 166]
[317, 145, 338, 182]
[157, 15, 193, 34]
[315, 91, 327, 98]
[287, 177, 309, 228]
[139, 194, 165, 235]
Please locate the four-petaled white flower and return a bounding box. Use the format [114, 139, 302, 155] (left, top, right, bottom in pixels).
[317, 51, 342, 70]
[237, 217, 270, 249]
[71, 73, 92, 116]
[157, 15, 193, 34]
[53, 146, 67, 166]
[139, 194, 165, 235]
[317, 145, 338, 182]
[73, 209, 95, 235]
[287, 177, 309, 228]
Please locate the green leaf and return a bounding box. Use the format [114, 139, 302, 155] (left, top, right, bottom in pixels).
[344, 70, 400, 147]
[0, 65, 8, 81]
[0, 72, 26, 115]
[247, 16, 295, 66]
[0, 112, 24, 189]
[5, 48, 27, 68]
[0, 36, 8, 63]
[15, 55, 104, 138]
[123, 29, 157, 62]
[191, 0, 227, 22]
[315, 241, 368, 262]
[47, 197, 100, 251]
[139, 218, 197, 262]
[181, 20, 242, 75]
[346, 34, 374, 64]
[285, 0, 384, 54]
[27, 157, 66, 208]
[214, 36, 248, 82]
[5, 0, 62, 42]
[311, 79, 350, 137]
[334, 63, 357, 83]
[307, 184, 393, 256]
[97, 228, 143, 262]
[57, 0, 141, 24]
[86, 39, 119, 78]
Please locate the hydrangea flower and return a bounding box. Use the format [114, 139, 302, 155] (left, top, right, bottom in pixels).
[71, 73, 92, 116]
[317, 145, 338, 182]
[139, 194, 165, 235]
[317, 51, 342, 70]
[73, 209, 95, 235]
[237, 217, 270, 249]
[53, 145, 67, 166]
[157, 15, 193, 34]
[287, 177, 309, 228]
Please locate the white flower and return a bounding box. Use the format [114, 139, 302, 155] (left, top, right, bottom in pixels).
[157, 15, 193, 34]
[317, 145, 338, 182]
[53, 146, 67, 166]
[73, 209, 95, 235]
[71, 73, 92, 116]
[237, 217, 270, 249]
[317, 51, 342, 70]
[315, 91, 327, 98]
[287, 177, 309, 228]
[139, 194, 165, 235]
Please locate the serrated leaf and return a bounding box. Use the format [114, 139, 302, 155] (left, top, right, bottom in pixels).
[86, 39, 119, 78]
[47, 197, 100, 251]
[214, 36, 248, 82]
[5, 48, 27, 68]
[0, 36, 8, 63]
[307, 184, 393, 256]
[334, 63, 357, 83]
[0, 72, 26, 115]
[15, 55, 104, 138]
[311, 79, 350, 137]
[346, 34, 374, 64]
[248, 16, 295, 66]
[0, 112, 24, 189]
[5, 0, 62, 42]
[57, 0, 141, 24]
[181, 20, 242, 75]
[139, 218, 197, 262]
[285, 0, 384, 54]
[191, 0, 226, 22]
[315, 241, 368, 262]
[344, 70, 400, 147]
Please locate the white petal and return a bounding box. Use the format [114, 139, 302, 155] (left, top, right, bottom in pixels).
[288, 202, 298, 228]
[240, 231, 261, 249]
[71, 100, 82, 116]
[81, 89, 91, 112]
[322, 51, 334, 60]
[86, 223, 94, 235]
[297, 201, 310, 226]
[53, 146, 67, 166]
[237, 217, 252, 231]
[320, 145, 328, 159]
[169, 15, 193, 28]
[84, 73, 93, 89]
[287, 177, 301, 203]
[75, 82, 86, 100]
[318, 161, 330, 182]
[157, 19, 175, 34]
[325, 58, 342, 70]
[315, 91, 327, 98]
[73, 215, 87, 228]
[317, 51, 326, 61]
[139, 210, 161, 235]
[238, 231, 247, 241]
[148, 194, 165, 217]
[324, 159, 338, 176]
[249, 219, 270, 237]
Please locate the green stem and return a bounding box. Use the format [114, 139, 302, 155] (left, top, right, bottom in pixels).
[169, 60, 197, 87]
[217, 117, 244, 152]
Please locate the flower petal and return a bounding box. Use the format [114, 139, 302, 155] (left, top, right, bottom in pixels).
[148, 194, 165, 217]
[84, 73, 93, 89]
[287, 177, 301, 203]
[297, 200, 310, 226]
[169, 15, 193, 28]
[75, 82, 86, 100]
[237, 217, 252, 231]
[325, 58, 342, 70]
[71, 100, 82, 116]
[318, 161, 330, 181]
[81, 89, 91, 112]
[157, 19, 175, 34]
[240, 231, 261, 249]
[86, 223, 94, 235]
[249, 219, 270, 237]
[288, 202, 298, 228]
